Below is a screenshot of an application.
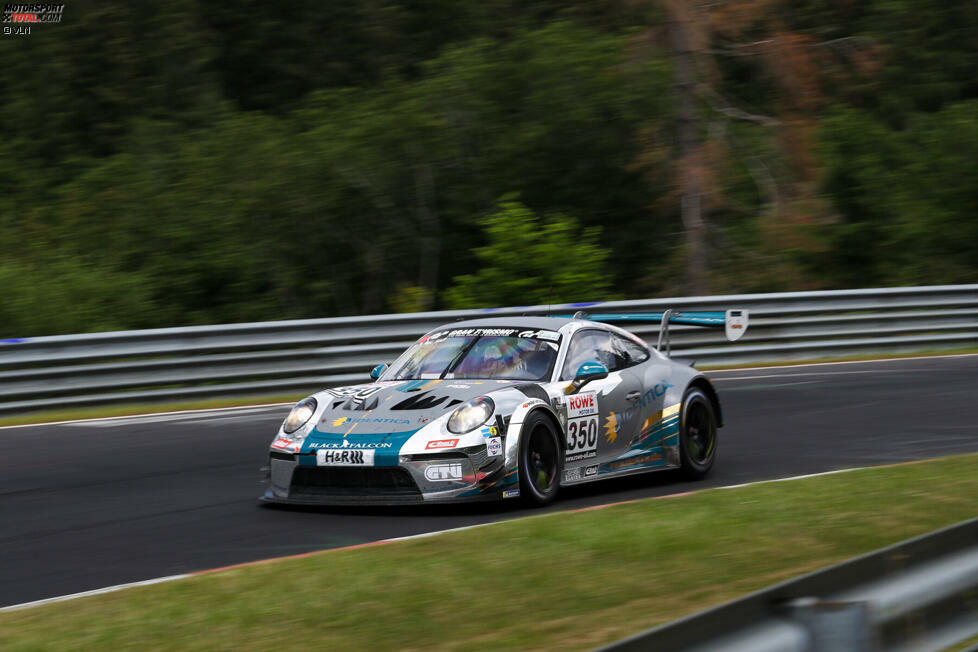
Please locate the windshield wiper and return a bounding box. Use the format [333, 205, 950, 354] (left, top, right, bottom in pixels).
[440, 336, 482, 379]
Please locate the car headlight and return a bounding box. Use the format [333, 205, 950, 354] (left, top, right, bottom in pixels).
[282, 397, 317, 434]
[447, 396, 494, 434]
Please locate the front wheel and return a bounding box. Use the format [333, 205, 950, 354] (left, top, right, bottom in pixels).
[679, 387, 717, 480]
[518, 412, 562, 506]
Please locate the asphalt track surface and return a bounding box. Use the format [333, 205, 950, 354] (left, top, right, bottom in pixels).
[2, 355, 978, 608]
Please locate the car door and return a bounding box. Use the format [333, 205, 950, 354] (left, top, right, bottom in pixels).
[557, 328, 644, 473]
[606, 332, 671, 460]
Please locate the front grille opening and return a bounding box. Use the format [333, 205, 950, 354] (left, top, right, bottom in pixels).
[290, 466, 421, 497]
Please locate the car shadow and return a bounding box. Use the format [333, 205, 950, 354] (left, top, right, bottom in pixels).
[259, 468, 702, 519]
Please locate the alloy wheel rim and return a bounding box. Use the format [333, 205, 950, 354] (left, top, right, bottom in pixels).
[686, 401, 715, 464]
[527, 424, 557, 494]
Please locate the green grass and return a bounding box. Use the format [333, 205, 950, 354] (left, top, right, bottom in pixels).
[3, 454, 978, 650]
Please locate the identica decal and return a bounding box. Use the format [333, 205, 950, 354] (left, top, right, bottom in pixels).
[341, 416, 410, 425]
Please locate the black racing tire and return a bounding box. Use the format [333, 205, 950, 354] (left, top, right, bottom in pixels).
[679, 387, 718, 480]
[518, 411, 563, 506]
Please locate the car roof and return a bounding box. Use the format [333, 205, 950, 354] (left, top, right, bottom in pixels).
[431, 315, 578, 331]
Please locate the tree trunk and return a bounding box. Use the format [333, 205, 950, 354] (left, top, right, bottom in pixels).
[665, 0, 707, 296]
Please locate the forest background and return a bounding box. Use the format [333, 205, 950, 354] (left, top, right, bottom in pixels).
[1, 0, 975, 336]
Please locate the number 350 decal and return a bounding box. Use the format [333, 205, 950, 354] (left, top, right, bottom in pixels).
[566, 416, 598, 455]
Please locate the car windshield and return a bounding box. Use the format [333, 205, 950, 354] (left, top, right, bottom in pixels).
[385, 329, 560, 381]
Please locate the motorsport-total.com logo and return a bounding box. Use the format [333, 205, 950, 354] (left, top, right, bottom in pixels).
[3, 3, 63, 36]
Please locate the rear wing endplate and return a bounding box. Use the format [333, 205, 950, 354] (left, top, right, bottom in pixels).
[566, 309, 749, 355]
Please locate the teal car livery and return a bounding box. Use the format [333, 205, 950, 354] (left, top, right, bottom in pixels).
[261, 310, 747, 506]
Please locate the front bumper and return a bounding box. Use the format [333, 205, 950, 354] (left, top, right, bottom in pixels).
[260, 447, 511, 506]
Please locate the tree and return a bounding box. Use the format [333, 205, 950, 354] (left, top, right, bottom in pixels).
[444, 198, 614, 309]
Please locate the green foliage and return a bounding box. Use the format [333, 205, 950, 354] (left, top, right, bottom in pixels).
[444, 199, 614, 309]
[817, 100, 978, 286]
[389, 285, 435, 314]
[0, 1, 975, 336]
[0, 260, 155, 337]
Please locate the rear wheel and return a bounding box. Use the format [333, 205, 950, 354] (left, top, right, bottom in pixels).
[679, 387, 717, 479]
[518, 412, 562, 506]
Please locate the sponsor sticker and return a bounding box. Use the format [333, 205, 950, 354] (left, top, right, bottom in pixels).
[564, 467, 582, 482]
[426, 438, 459, 450]
[308, 441, 394, 449]
[565, 414, 599, 462]
[584, 464, 599, 477]
[502, 489, 520, 499]
[424, 463, 463, 482]
[566, 450, 597, 463]
[428, 327, 519, 340]
[480, 425, 499, 437]
[316, 449, 375, 466]
[566, 392, 598, 418]
[327, 416, 410, 426]
[608, 452, 662, 471]
[486, 436, 502, 457]
[326, 385, 374, 398]
[271, 437, 293, 450]
[725, 309, 749, 342]
[518, 329, 561, 341]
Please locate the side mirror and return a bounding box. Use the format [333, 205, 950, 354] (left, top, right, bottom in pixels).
[564, 361, 609, 394]
[370, 363, 389, 380]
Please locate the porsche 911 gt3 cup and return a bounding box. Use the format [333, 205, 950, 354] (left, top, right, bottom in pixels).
[261, 310, 747, 506]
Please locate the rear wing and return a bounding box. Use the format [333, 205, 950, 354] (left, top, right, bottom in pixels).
[566, 309, 749, 355]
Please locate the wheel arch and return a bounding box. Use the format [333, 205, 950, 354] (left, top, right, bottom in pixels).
[520, 403, 565, 451]
[503, 399, 565, 482]
[688, 376, 723, 428]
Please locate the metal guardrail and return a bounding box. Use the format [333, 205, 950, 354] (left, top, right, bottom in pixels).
[595, 517, 978, 652]
[0, 284, 975, 414]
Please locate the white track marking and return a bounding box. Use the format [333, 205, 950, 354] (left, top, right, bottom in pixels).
[707, 352, 978, 375]
[717, 468, 859, 490]
[0, 462, 901, 613]
[712, 370, 907, 381]
[0, 403, 293, 430]
[0, 575, 191, 612]
[62, 412, 287, 428]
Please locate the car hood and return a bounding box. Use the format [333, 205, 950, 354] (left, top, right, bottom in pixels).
[310, 378, 534, 436]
